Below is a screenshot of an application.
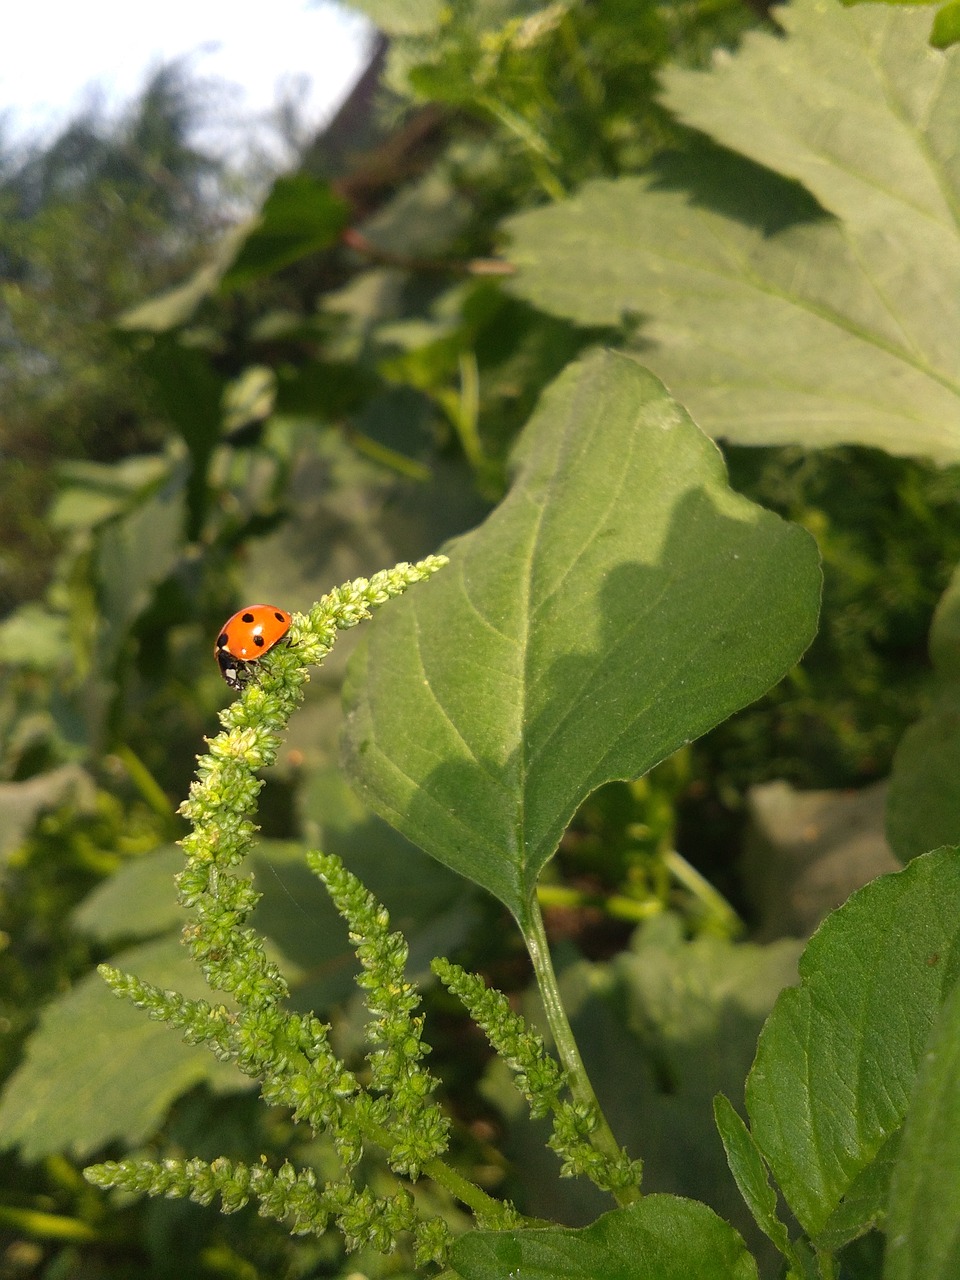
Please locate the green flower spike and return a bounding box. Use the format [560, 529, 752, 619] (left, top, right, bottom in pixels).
[433, 958, 642, 1196]
[85, 561, 529, 1257]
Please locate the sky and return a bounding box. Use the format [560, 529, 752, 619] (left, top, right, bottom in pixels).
[1, 0, 373, 163]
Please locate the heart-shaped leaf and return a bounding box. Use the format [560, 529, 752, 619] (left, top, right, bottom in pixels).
[342, 350, 820, 924]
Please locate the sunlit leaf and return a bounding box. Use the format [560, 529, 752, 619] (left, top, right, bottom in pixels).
[342, 350, 820, 923]
[714, 1094, 793, 1264]
[506, 0, 960, 462]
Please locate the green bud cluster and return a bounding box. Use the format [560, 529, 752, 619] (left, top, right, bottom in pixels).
[309, 851, 451, 1177]
[433, 958, 643, 1195]
[85, 561, 497, 1260]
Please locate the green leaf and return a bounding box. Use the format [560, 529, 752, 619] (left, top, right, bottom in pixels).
[713, 1094, 793, 1263]
[49, 454, 173, 530]
[886, 704, 960, 859]
[932, 1, 960, 47]
[119, 176, 348, 330]
[660, 1, 954, 233]
[0, 766, 93, 865]
[888, 565, 960, 859]
[0, 605, 71, 672]
[72, 845, 185, 940]
[451, 1196, 759, 1280]
[298, 768, 480, 981]
[745, 847, 960, 1244]
[342, 350, 821, 922]
[505, 0, 960, 463]
[117, 224, 250, 331]
[219, 175, 348, 291]
[95, 468, 187, 670]
[885, 975, 960, 1279]
[0, 938, 244, 1160]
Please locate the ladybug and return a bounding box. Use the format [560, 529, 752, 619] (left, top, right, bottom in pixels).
[215, 605, 292, 689]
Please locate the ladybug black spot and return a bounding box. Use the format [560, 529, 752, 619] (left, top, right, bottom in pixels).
[241, 612, 255, 623]
[274, 611, 285, 621]
[217, 632, 228, 647]
[254, 635, 265, 648]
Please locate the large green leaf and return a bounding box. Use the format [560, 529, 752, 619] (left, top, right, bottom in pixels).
[744, 847, 960, 1245]
[505, 0, 960, 463]
[342, 350, 820, 923]
[885, 974, 960, 1280]
[451, 1196, 759, 1280]
[0, 937, 244, 1161]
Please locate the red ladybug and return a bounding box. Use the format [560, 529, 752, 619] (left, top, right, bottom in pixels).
[215, 605, 292, 688]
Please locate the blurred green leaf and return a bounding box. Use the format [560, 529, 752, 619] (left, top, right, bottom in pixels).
[358, 167, 473, 259]
[840, 0, 960, 49]
[342, 0, 442, 35]
[73, 826, 478, 1015]
[932, 0, 960, 46]
[506, 0, 960, 463]
[49, 455, 174, 531]
[119, 176, 347, 332]
[222, 365, 276, 432]
[0, 605, 71, 672]
[452, 1196, 759, 1280]
[0, 765, 94, 863]
[298, 768, 480, 986]
[0, 937, 244, 1161]
[745, 847, 960, 1245]
[95, 469, 186, 670]
[888, 564, 960, 859]
[885, 974, 960, 1280]
[127, 337, 222, 536]
[342, 350, 821, 923]
[117, 224, 250, 331]
[72, 845, 184, 940]
[220, 174, 348, 291]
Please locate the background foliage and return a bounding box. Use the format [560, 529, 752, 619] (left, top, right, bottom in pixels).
[1, 1, 959, 1277]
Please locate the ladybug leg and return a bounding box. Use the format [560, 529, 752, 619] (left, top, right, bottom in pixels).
[217, 649, 247, 689]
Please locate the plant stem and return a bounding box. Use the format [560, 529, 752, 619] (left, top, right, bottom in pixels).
[536, 882, 663, 924]
[662, 849, 743, 936]
[521, 895, 641, 1205]
[421, 1156, 518, 1226]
